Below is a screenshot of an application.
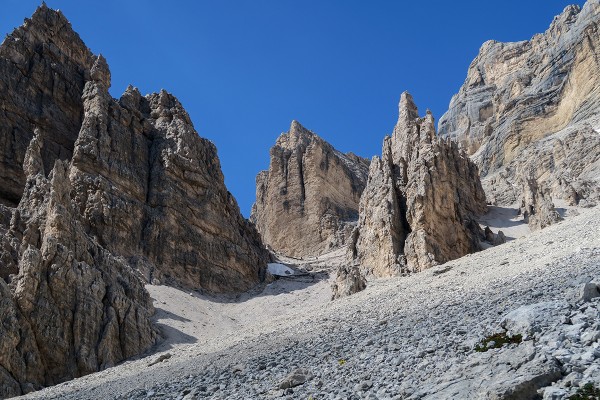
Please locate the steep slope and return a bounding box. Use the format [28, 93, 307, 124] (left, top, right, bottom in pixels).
[0, 5, 269, 397]
[439, 2, 600, 207]
[251, 121, 369, 258]
[350, 93, 487, 276]
[0, 4, 94, 207]
[20, 206, 600, 400]
[0, 4, 269, 293]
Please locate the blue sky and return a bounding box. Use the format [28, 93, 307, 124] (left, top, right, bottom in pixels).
[1, 1, 586, 216]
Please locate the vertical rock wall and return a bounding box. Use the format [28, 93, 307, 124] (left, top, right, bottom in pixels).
[252, 121, 369, 258]
[351, 93, 487, 276]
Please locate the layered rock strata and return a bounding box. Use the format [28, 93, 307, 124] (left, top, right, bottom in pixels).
[350, 93, 487, 276]
[251, 121, 369, 258]
[439, 2, 600, 210]
[0, 4, 270, 396]
[0, 139, 159, 397]
[0, 4, 269, 293]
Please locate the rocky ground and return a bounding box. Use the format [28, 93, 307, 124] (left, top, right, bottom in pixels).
[19, 205, 600, 400]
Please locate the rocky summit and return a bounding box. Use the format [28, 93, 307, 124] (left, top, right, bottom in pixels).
[349, 93, 488, 277]
[251, 121, 369, 258]
[439, 2, 600, 210]
[0, 4, 268, 397]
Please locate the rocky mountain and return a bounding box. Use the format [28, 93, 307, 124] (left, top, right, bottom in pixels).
[349, 93, 488, 276]
[439, 2, 600, 209]
[0, 4, 269, 396]
[251, 121, 369, 258]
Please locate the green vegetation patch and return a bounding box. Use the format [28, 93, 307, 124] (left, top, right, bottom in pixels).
[569, 383, 600, 400]
[474, 332, 522, 352]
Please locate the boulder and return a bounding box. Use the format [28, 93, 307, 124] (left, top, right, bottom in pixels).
[331, 265, 367, 300]
[518, 174, 562, 230]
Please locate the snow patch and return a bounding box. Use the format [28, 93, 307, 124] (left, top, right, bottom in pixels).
[267, 263, 295, 276]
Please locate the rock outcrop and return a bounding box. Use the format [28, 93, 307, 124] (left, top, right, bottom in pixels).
[331, 265, 367, 300]
[0, 4, 270, 396]
[0, 143, 159, 397]
[350, 93, 487, 276]
[251, 121, 369, 258]
[518, 173, 562, 230]
[0, 4, 269, 294]
[439, 2, 600, 210]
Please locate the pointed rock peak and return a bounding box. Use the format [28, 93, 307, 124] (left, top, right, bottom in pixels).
[23, 128, 44, 178]
[30, 2, 68, 28]
[397, 91, 419, 126]
[124, 84, 141, 98]
[156, 88, 179, 106]
[277, 120, 316, 149]
[90, 54, 111, 88]
[548, 3, 581, 34]
[119, 85, 142, 111]
[289, 120, 312, 137]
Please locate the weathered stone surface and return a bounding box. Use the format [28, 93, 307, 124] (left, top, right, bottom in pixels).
[350, 93, 487, 276]
[518, 173, 562, 230]
[0, 146, 159, 397]
[484, 226, 507, 246]
[0, 5, 269, 294]
[0, 4, 94, 207]
[0, 4, 271, 397]
[251, 121, 369, 258]
[277, 368, 313, 389]
[68, 66, 268, 293]
[331, 265, 367, 300]
[439, 2, 600, 207]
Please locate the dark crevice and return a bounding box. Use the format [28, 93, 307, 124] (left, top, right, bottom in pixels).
[297, 151, 306, 204]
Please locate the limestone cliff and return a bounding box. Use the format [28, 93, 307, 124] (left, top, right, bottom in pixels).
[0, 5, 269, 396]
[350, 93, 487, 276]
[439, 2, 600, 209]
[0, 153, 158, 398]
[251, 121, 369, 258]
[0, 5, 269, 293]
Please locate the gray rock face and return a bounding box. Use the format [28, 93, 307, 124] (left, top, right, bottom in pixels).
[0, 5, 94, 207]
[0, 153, 159, 397]
[251, 121, 369, 258]
[0, 5, 269, 294]
[350, 93, 487, 276]
[518, 173, 562, 230]
[439, 2, 600, 208]
[331, 265, 367, 300]
[0, 4, 270, 397]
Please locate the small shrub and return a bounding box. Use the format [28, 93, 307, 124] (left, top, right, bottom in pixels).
[338, 359, 346, 366]
[569, 383, 600, 400]
[474, 332, 522, 352]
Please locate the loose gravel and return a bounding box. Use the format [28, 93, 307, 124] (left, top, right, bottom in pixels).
[21, 206, 600, 400]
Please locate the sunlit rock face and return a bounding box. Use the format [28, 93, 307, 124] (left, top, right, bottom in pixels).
[439, 2, 600, 208]
[350, 93, 487, 277]
[0, 5, 270, 396]
[252, 121, 369, 258]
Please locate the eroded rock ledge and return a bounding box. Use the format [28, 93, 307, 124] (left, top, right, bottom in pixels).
[439, 2, 600, 210]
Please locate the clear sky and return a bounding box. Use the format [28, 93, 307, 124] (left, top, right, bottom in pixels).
[1, 0, 586, 216]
